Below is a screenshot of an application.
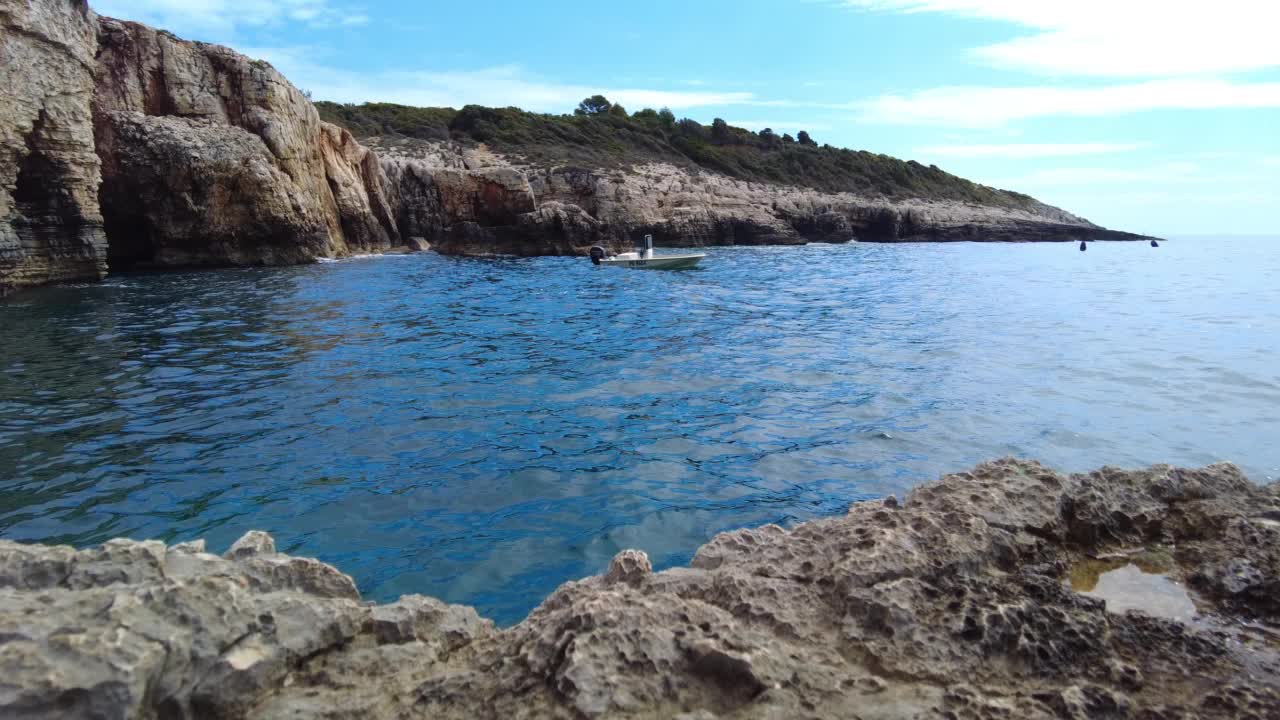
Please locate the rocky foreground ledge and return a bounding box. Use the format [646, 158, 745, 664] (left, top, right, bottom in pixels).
[2, 459, 1278, 719]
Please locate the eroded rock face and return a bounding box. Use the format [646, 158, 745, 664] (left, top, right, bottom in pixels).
[0, 0, 107, 295]
[381, 157, 551, 254]
[93, 111, 333, 266]
[369, 138, 1153, 257]
[91, 17, 399, 269]
[2, 459, 1276, 719]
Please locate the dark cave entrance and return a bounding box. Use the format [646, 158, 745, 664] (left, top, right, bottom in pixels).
[102, 208, 157, 271]
[13, 137, 78, 243]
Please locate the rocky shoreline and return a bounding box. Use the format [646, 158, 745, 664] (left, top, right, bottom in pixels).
[2, 458, 1276, 719]
[369, 137, 1153, 258]
[2, 1, 1154, 297]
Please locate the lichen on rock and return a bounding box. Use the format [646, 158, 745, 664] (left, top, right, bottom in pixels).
[1, 458, 1277, 719]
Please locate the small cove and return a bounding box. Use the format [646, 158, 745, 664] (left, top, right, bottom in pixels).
[2, 238, 1277, 624]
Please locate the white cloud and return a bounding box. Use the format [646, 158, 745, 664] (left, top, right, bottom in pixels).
[93, 0, 370, 37]
[976, 160, 1277, 232]
[860, 78, 1280, 127]
[914, 142, 1146, 159]
[725, 120, 833, 133]
[1262, 156, 1280, 168]
[841, 1, 1280, 77]
[986, 160, 1275, 191]
[1015, 186, 1273, 234]
[244, 50, 757, 112]
[993, 162, 1203, 186]
[1191, 151, 1242, 160]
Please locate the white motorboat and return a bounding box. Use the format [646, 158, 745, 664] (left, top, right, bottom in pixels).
[590, 235, 704, 269]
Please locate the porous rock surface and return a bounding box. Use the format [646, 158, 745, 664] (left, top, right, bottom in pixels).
[2, 459, 1277, 719]
[0, 0, 108, 295]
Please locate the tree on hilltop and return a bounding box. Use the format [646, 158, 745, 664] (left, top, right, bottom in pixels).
[797, 130, 817, 146]
[632, 108, 660, 123]
[711, 118, 732, 145]
[575, 95, 612, 115]
[676, 117, 706, 139]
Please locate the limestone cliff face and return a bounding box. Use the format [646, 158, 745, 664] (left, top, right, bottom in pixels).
[370, 137, 1151, 257]
[2, 460, 1277, 718]
[0, 0, 107, 295]
[0, 2, 403, 292]
[91, 17, 398, 269]
[382, 159, 540, 248]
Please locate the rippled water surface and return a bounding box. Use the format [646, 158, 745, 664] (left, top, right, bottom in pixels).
[3, 238, 1278, 623]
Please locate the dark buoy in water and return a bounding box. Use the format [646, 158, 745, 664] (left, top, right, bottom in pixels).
[589, 245, 606, 265]
[1151, 239, 1159, 247]
[1080, 240, 1087, 251]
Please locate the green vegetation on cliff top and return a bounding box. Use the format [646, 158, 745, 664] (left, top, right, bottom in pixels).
[315, 98, 1037, 208]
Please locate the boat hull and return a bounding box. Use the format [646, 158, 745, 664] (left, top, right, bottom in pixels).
[597, 254, 704, 269]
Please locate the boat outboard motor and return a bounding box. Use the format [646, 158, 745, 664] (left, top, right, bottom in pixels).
[589, 246, 606, 265]
[1079, 240, 1087, 251]
[1151, 239, 1159, 247]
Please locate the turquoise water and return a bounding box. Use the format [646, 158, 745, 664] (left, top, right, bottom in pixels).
[2, 238, 1277, 623]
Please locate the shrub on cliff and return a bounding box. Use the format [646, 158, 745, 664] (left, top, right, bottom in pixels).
[711, 118, 732, 145]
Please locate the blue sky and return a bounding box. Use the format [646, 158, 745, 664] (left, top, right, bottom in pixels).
[94, 1, 1280, 235]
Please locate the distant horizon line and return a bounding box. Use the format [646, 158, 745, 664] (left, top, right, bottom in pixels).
[1153, 234, 1279, 239]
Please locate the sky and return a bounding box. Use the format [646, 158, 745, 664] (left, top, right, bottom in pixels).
[92, 0, 1280, 236]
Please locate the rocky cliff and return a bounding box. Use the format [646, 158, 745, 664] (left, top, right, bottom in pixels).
[2, 459, 1277, 719]
[0, 0, 1153, 295]
[0, 2, 400, 293]
[0, 0, 107, 295]
[91, 17, 399, 270]
[370, 137, 1148, 257]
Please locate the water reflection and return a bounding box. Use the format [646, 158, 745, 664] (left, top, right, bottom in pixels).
[1069, 553, 1197, 622]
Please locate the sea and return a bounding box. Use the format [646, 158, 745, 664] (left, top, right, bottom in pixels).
[2, 237, 1276, 624]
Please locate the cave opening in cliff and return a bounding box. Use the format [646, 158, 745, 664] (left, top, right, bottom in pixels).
[14, 134, 77, 240]
[98, 167, 157, 270]
[102, 212, 158, 271]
